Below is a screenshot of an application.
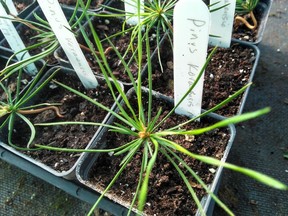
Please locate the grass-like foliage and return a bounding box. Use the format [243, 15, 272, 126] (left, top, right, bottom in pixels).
[32, 2, 287, 216]
[0, 65, 63, 149]
[235, 0, 259, 14]
[0, 0, 91, 79]
[90, 0, 228, 71]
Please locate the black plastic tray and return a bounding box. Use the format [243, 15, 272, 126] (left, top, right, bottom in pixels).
[0, 145, 126, 215]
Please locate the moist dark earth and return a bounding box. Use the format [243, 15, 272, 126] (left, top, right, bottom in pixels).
[143, 39, 255, 117]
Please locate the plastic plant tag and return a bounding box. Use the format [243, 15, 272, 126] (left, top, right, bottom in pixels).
[37, 0, 98, 89]
[209, 0, 236, 48]
[173, 0, 210, 119]
[124, 0, 144, 25]
[5, 0, 18, 15]
[0, 4, 38, 75]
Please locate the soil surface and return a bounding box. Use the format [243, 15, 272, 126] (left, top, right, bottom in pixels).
[143, 39, 255, 117]
[9, 72, 118, 172]
[86, 91, 231, 215]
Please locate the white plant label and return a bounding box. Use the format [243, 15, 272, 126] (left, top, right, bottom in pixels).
[0, 4, 38, 75]
[174, 0, 210, 119]
[124, 0, 144, 25]
[5, 0, 19, 15]
[37, 0, 98, 89]
[209, 0, 236, 48]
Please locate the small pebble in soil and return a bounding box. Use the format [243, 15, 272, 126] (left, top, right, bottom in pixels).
[30, 193, 36, 200]
[249, 200, 258, 205]
[184, 134, 195, 142]
[21, 79, 29, 84]
[80, 125, 86, 132]
[209, 168, 216, 173]
[167, 61, 173, 70]
[49, 83, 58, 89]
[249, 56, 256, 62]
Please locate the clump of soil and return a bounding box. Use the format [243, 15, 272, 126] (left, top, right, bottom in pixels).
[13, 0, 33, 13]
[9, 72, 118, 172]
[85, 91, 231, 215]
[143, 39, 255, 116]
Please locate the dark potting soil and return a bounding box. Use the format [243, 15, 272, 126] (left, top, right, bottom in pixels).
[87, 92, 230, 215]
[58, 15, 156, 84]
[10, 73, 117, 172]
[143, 40, 255, 117]
[203, 44, 255, 116]
[58, 0, 105, 9]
